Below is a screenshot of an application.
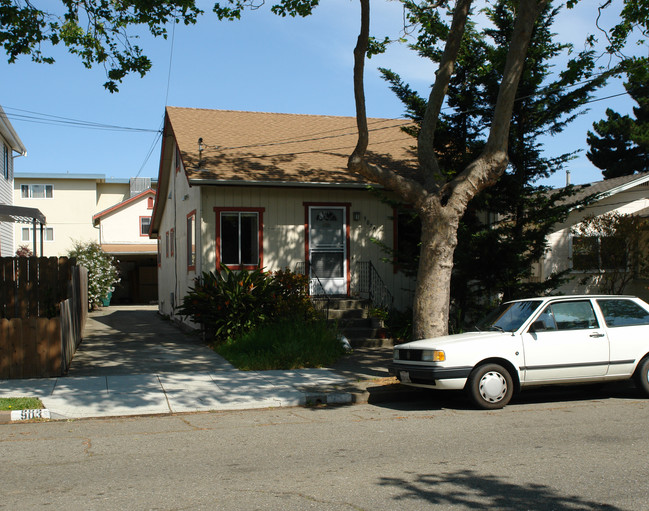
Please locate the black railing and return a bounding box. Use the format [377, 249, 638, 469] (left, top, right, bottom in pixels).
[355, 261, 393, 311]
[294, 261, 331, 320]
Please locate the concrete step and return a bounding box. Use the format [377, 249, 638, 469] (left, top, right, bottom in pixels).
[327, 308, 370, 320]
[346, 337, 395, 348]
[316, 298, 370, 310]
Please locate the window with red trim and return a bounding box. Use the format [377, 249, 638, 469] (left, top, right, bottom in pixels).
[170, 228, 175, 257]
[147, 197, 154, 209]
[215, 207, 264, 270]
[165, 231, 169, 258]
[140, 216, 151, 237]
[187, 211, 196, 271]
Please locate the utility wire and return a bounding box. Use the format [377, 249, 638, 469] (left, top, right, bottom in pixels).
[135, 120, 164, 179]
[1, 74, 633, 153]
[164, 20, 176, 106]
[4, 106, 160, 133]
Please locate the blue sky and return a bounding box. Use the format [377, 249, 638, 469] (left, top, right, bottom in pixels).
[0, 0, 640, 188]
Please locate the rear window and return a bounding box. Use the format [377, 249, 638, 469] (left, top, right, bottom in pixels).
[597, 299, 649, 327]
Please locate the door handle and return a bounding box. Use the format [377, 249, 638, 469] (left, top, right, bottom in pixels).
[589, 332, 605, 338]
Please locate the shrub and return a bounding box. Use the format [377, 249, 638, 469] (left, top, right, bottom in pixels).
[68, 241, 120, 310]
[177, 266, 320, 344]
[271, 268, 320, 321]
[15, 244, 33, 257]
[216, 318, 344, 370]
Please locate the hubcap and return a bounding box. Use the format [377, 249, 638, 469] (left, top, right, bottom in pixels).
[479, 371, 507, 403]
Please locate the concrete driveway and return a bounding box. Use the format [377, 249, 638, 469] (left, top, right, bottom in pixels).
[67, 305, 235, 375]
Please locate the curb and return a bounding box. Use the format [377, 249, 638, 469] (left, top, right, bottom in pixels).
[303, 381, 430, 407]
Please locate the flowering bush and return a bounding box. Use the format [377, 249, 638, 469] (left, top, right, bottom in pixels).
[68, 241, 120, 310]
[15, 244, 33, 257]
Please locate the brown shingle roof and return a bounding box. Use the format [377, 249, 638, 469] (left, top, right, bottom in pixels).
[166, 107, 417, 186]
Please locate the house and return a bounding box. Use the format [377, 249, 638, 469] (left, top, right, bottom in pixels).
[92, 187, 158, 303]
[0, 105, 46, 257]
[149, 107, 419, 323]
[14, 172, 158, 303]
[539, 171, 649, 300]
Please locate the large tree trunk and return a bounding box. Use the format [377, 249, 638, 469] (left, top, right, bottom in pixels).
[412, 203, 462, 339]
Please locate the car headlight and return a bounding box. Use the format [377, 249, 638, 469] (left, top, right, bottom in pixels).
[421, 350, 445, 362]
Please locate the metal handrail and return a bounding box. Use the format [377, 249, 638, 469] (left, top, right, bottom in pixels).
[294, 261, 331, 320]
[355, 261, 394, 311]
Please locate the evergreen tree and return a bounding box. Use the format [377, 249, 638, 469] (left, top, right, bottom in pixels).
[380, 0, 605, 327]
[587, 57, 649, 179]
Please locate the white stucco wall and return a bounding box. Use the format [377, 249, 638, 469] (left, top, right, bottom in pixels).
[13, 177, 104, 256]
[541, 183, 649, 300]
[98, 193, 157, 245]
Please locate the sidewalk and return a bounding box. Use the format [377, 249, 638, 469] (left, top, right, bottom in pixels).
[0, 306, 421, 422]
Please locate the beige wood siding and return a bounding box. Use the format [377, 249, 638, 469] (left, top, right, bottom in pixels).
[200, 186, 415, 310]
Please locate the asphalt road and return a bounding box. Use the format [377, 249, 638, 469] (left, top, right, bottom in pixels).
[1, 385, 648, 510]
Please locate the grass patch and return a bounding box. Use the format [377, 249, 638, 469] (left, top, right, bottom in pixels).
[216, 318, 346, 370]
[0, 397, 44, 411]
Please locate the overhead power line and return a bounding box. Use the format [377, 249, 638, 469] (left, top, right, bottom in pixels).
[3, 106, 160, 133]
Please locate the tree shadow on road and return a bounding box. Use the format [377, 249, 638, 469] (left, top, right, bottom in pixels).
[378, 469, 621, 510]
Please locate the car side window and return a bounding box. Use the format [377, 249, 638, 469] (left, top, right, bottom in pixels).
[531, 307, 558, 331]
[544, 301, 599, 331]
[597, 299, 649, 327]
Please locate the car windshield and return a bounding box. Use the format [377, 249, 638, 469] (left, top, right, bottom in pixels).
[475, 300, 543, 332]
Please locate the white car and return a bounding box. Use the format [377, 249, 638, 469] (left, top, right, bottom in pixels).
[389, 295, 649, 409]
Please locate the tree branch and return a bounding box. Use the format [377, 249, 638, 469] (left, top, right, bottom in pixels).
[417, 0, 473, 187]
[448, 0, 550, 210]
[349, 0, 370, 168]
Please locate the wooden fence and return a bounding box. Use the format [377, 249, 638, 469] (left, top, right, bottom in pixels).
[0, 257, 87, 378]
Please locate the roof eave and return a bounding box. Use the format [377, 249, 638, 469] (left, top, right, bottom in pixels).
[0, 106, 27, 156]
[187, 177, 380, 189]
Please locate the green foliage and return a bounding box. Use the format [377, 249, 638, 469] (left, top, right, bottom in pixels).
[176, 266, 319, 344]
[68, 241, 120, 310]
[385, 307, 413, 343]
[587, 57, 649, 179]
[0, 1, 203, 91]
[216, 318, 343, 370]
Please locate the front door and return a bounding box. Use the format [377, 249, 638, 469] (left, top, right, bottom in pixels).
[308, 206, 347, 295]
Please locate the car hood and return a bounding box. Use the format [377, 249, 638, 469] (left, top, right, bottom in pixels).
[395, 331, 511, 350]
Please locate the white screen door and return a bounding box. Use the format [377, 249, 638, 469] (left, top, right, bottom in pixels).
[309, 206, 347, 295]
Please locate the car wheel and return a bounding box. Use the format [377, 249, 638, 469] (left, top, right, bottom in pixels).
[635, 357, 649, 396]
[468, 363, 514, 410]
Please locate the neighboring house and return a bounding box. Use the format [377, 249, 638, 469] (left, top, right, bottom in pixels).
[0, 105, 37, 257]
[539, 172, 649, 300]
[93, 188, 158, 303]
[14, 173, 158, 303]
[150, 107, 418, 322]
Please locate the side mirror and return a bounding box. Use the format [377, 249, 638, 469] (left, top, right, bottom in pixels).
[529, 320, 546, 333]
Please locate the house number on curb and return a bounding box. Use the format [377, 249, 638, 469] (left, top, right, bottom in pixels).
[11, 409, 51, 421]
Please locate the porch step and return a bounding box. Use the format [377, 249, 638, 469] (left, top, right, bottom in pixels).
[348, 337, 396, 348]
[322, 298, 394, 348]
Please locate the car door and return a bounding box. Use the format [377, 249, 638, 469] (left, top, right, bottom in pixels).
[596, 298, 649, 377]
[521, 299, 609, 382]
